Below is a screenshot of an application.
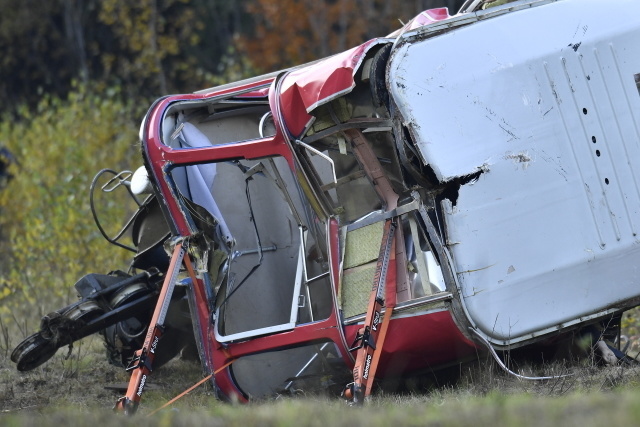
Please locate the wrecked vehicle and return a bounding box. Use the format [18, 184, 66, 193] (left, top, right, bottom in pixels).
[12, 0, 640, 411]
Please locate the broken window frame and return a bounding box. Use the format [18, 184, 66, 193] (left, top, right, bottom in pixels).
[165, 154, 334, 344]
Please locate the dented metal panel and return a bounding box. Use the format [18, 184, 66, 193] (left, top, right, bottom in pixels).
[389, 0, 640, 346]
[278, 39, 389, 137]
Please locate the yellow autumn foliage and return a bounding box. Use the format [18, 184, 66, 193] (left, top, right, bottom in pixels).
[0, 86, 141, 320]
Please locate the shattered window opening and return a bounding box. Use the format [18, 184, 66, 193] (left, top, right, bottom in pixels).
[297, 130, 406, 223]
[163, 99, 274, 150]
[230, 341, 351, 400]
[170, 155, 332, 342]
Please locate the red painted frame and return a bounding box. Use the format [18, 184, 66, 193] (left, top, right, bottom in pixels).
[138, 13, 479, 399]
[141, 75, 358, 401]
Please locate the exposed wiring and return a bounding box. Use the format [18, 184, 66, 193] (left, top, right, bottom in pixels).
[215, 170, 264, 310]
[470, 328, 573, 381]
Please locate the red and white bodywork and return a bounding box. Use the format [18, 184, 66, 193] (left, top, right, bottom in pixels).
[135, 0, 640, 401]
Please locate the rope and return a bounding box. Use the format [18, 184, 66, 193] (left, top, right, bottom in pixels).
[146, 358, 236, 417]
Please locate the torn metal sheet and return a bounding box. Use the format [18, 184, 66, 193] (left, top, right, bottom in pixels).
[389, 0, 640, 346]
[279, 39, 389, 137]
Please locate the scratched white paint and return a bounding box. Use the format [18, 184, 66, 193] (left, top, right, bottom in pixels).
[389, 0, 640, 346]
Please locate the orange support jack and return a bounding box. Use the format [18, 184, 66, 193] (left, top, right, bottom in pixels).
[344, 218, 397, 405]
[114, 241, 187, 415]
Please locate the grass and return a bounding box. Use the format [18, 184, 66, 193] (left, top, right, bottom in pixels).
[3, 380, 640, 426]
[3, 313, 640, 426]
[3, 334, 640, 426]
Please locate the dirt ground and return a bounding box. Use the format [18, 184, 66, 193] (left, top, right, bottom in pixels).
[3, 316, 640, 418]
[0, 334, 209, 415]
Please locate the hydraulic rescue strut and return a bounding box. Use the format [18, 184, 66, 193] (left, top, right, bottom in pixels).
[115, 240, 197, 415]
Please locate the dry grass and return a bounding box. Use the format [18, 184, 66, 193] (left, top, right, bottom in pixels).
[3, 315, 640, 426]
[3, 333, 640, 426]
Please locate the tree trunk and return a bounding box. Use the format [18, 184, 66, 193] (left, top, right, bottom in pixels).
[62, 0, 89, 84]
[149, 0, 167, 94]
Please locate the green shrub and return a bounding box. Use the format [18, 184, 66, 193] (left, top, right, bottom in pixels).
[0, 86, 141, 322]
